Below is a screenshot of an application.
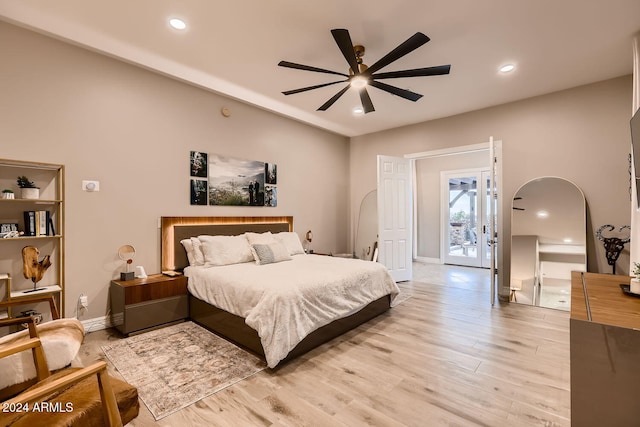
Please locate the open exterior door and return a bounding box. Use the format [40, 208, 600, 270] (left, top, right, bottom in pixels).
[377, 155, 413, 282]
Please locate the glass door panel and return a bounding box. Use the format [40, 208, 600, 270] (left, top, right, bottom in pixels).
[444, 174, 480, 267]
[442, 169, 492, 268]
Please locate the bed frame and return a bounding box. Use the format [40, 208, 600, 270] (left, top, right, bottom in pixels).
[160, 216, 391, 367]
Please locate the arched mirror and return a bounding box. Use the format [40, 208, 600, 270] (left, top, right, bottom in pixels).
[355, 190, 378, 260]
[510, 177, 586, 310]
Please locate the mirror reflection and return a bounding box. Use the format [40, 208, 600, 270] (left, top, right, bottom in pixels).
[510, 177, 586, 310]
[355, 190, 378, 260]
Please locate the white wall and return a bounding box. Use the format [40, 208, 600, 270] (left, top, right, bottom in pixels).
[0, 22, 349, 319]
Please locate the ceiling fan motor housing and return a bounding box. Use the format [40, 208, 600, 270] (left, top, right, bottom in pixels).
[349, 45, 367, 75]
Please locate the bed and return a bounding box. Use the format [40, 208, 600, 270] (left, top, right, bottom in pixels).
[161, 216, 399, 368]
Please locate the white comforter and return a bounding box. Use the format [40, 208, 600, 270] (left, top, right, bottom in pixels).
[185, 254, 399, 367]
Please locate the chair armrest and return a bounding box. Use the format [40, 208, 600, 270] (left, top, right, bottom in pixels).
[0, 296, 59, 320]
[0, 337, 41, 359]
[4, 361, 123, 427]
[0, 316, 39, 338]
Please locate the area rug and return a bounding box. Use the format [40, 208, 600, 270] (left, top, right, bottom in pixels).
[101, 321, 266, 420]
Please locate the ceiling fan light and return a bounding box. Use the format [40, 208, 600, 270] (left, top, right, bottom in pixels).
[350, 76, 368, 89]
[169, 18, 187, 30]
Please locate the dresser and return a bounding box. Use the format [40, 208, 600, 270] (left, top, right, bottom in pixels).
[570, 271, 640, 426]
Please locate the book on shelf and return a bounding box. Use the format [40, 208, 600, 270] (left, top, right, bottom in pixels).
[37, 210, 50, 236]
[48, 216, 56, 236]
[23, 211, 36, 236]
[23, 210, 52, 236]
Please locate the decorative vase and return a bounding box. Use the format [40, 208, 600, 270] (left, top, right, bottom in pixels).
[631, 278, 640, 294]
[1, 192, 14, 199]
[20, 188, 39, 199]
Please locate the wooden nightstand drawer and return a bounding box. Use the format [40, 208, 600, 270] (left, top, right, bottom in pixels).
[122, 295, 188, 335]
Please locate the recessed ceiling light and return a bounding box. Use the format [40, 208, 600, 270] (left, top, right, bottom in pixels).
[353, 107, 364, 115]
[563, 238, 573, 243]
[169, 18, 187, 30]
[499, 64, 515, 73]
[536, 210, 549, 218]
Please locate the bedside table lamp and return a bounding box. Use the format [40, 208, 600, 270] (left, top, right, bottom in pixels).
[118, 245, 136, 281]
[304, 230, 313, 254]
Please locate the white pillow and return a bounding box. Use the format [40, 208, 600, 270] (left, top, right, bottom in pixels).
[181, 238, 206, 266]
[190, 237, 205, 266]
[245, 231, 276, 245]
[180, 239, 196, 265]
[245, 232, 277, 263]
[274, 232, 305, 255]
[251, 242, 292, 265]
[198, 235, 254, 266]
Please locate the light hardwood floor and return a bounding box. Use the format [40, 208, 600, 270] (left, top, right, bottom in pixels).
[77, 263, 570, 426]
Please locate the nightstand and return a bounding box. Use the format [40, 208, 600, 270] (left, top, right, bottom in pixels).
[110, 274, 188, 335]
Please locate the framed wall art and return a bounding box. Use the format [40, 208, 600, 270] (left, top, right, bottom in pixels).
[189, 151, 277, 207]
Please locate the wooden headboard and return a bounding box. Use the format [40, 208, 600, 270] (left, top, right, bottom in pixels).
[161, 216, 294, 271]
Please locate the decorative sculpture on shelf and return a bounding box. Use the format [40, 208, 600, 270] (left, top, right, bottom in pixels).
[21, 245, 52, 293]
[596, 224, 631, 274]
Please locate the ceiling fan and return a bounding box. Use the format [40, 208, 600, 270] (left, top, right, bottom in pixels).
[278, 29, 451, 114]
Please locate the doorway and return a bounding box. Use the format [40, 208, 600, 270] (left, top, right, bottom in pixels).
[441, 168, 493, 268]
[407, 139, 503, 304]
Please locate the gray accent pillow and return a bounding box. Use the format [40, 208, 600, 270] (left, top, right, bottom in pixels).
[251, 242, 292, 265]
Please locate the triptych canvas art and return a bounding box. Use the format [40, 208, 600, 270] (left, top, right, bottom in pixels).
[190, 151, 277, 206]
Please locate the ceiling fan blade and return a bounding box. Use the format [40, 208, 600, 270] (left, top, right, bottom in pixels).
[366, 32, 431, 75]
[282, 80, 347, 95]
[331, 29, 360, 75]
[369, 80, 423, 102]
[317, 85, 350, 111]
[373, 65, 451, 80]
[278, 61, 349, 77]
[359, 88, 375, 113]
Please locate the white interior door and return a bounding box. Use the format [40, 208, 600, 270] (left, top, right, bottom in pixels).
[442, 168, 492, 268]
[377, 155, 412, 282]
[489, 137, 497, 304]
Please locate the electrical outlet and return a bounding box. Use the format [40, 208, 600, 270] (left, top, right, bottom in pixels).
[80, 295, 88, 308]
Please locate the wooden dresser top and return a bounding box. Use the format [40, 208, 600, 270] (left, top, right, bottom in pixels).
[571, 271, 640, 329]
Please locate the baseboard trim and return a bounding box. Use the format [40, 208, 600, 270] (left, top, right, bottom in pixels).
[81, 314, 118, 333]
[415, 256, 442, 264]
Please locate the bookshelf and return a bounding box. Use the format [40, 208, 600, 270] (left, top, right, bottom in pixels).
[0, 159, 64, 320]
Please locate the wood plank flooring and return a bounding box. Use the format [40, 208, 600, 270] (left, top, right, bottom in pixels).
[77, 264, 570, 426]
